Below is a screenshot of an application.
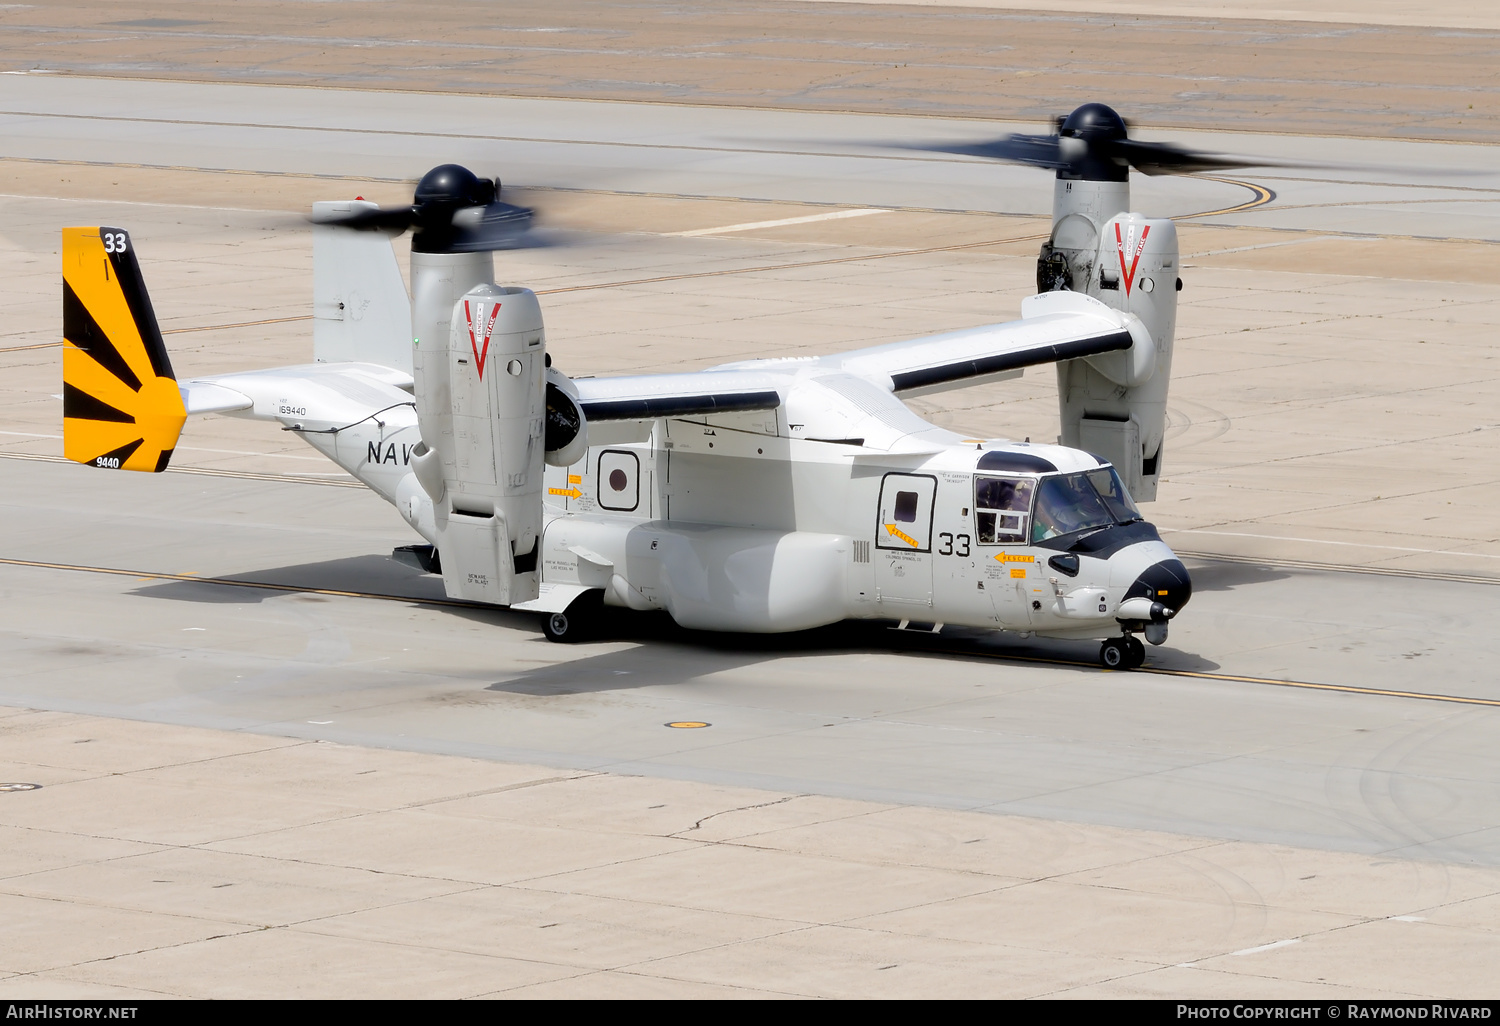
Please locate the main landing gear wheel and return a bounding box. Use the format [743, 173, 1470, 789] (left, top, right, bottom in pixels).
[542, 611, 577, 642]
[541, 591, 601, 643]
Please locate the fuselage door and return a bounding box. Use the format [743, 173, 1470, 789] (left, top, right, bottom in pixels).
[974, 473, 1040, 626]
[875, 472, 937, 606]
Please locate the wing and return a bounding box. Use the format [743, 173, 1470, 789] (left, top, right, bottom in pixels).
[570, 371, 783, 422]
[565, 293, 1143, 425]
[817, 291, 1144, 397]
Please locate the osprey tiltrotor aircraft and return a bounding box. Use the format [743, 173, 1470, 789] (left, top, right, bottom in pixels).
[61, 103, 1257, 669]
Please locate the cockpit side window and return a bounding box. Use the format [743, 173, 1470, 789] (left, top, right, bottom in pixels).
[974, 476, 1034, 544]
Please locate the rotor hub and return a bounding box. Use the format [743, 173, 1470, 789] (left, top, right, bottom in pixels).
[1057, 103, 1130, 183]
[413, 164, 496, 212]
[1059, 103, 1128, 144]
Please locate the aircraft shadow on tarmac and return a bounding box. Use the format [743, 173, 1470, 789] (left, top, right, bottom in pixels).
[1182, 558, 1293, 592]
[130, 552, 1224, 685]
[487, 613, 1224, 696]
[130, 554, 451, 605]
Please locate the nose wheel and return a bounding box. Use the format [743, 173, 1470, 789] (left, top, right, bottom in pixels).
[1100, 635, 1146, 670]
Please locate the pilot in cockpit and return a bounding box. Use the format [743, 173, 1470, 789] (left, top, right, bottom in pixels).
[1031, 473, 1115, 541]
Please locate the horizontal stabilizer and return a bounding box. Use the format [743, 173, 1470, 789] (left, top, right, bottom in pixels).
[181, 381, 253, 415]
[180, 363, 415, 427]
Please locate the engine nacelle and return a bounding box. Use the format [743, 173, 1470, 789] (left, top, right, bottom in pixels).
[1037, 178, 1130, 294]
[412, 276, 545, 605]
[1054, 212, 1179, 502]
[544, 367, 588, 467]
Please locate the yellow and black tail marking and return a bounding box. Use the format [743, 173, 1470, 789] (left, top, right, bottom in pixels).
[62, 227, 185, 472]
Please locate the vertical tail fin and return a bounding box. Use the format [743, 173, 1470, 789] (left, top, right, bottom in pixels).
[61, 227, 185, 472]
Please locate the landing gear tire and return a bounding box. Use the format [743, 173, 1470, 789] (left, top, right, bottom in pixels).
[1125, 636, 1146, 669]
[541, 592, 601, 644]
[1100, 638, 1129, 670]
[542, 611, 577, 643]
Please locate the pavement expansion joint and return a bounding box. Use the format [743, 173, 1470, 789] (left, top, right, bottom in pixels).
[398, 773, 600, 812]
[673, 794, 803, 836]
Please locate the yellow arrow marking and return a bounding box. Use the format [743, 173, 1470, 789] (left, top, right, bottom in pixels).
[884, 523, 919, 548]
[548, 487, 582, 499]
[994, 552, 1035, 563]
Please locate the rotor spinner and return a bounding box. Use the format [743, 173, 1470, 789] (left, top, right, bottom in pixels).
[411, 165, 499, 253]
[1056, 103, 1131, 184]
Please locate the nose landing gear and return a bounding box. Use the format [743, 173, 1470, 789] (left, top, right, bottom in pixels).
[1099, 635, 1146, 670]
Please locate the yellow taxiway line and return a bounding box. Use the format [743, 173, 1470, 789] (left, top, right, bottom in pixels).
[1188, 177, 1278, 217]
[1137, 665, 1500, 707]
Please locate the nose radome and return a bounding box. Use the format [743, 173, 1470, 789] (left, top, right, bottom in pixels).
[1126, 558, 1192, 614]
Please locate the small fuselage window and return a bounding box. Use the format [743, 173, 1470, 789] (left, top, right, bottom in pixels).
[893, 490, 919, 523]
[975, 476, 1035, 544]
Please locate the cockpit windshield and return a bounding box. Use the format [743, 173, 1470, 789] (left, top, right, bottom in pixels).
[1084, 467, 1140, 524]
[1031, 467, 1141, 542]
[974, 466, 1141, 545]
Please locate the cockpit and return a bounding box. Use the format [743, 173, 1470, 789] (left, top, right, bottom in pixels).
[965, 449, 1190, 666]
[975, 465, 1142, 545]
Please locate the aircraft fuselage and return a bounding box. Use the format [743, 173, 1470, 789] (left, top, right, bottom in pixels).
[536, 418, 1190, 640]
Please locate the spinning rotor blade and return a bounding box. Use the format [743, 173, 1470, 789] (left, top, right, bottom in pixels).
[308, 163, 539, 251]
[309, 203, 419, 232]
[896, 103, 1299, 181]
[907, 132, 1069, 169]
[437, 200, 535, 252]
[1107, 138, 1272, 176]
